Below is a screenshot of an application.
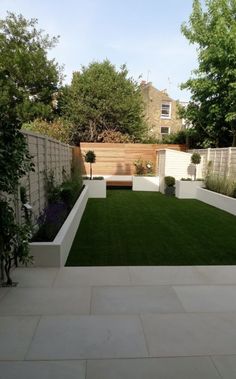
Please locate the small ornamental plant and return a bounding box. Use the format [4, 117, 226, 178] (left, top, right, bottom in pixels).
[84, 151, 96, 180]
[134, 158, 146, 175]
[134, 159, 154, 176]
[191, 153, 201, 180]
[146, 160, 154, 175]
[164, 176, 175, 196]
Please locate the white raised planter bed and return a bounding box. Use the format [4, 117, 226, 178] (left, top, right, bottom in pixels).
[83, 179, 106, 198]
[29, 186, 89, 267]
[197, 187, 236, 216]
[176, 180, 204, 199]
[132, 176, 159, 192]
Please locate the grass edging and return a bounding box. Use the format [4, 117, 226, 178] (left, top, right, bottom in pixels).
[29, 185, 89, 267]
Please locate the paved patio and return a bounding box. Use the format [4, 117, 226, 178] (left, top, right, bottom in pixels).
[1, 266, 236, 378]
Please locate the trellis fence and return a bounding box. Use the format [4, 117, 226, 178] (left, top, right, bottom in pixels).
[189, 147, 236, 178]
[16, 130, 73, 223]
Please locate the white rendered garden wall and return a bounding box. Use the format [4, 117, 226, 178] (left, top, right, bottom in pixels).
[158, 149, 204, 193]
[29, 186, 89, 267]
[196, 187, 236, 216]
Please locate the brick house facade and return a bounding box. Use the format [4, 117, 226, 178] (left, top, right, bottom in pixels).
[141, 82, 183, 140]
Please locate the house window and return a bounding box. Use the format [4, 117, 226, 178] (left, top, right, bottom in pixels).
[161, 127, 170, 135]
[161, 102, 171, 118]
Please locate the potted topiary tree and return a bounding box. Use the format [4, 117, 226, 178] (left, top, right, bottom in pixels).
[164, 176, 176, 196]
[191, 152, 201, 180]
[84, 150, 96, 180]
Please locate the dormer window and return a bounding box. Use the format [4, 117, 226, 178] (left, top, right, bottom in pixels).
[161, 102, 171, 119]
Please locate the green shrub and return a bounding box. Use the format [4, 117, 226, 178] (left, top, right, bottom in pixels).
[134, 159, 154, 175]
[60, 176, 83, 210]
[233, 186, 236, 198]
[191, 152, 201, 165]
[134, 158, 146, 175]
[181, 178, 192, 181]
[45, 170, 61, 204]
[165, 176, 175, 187]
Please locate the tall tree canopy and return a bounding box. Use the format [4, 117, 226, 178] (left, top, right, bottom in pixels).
[181, 0, 236, 147]
[61, 60, 146, 144]
[0, 12, 62, 124]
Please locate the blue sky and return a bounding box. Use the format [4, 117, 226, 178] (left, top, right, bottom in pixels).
[0, 0, 198, 101]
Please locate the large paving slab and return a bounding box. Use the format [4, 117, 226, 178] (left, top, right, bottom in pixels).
[0, 287, 10, 301]
[53, 267, 131, 287]
[86, 357, 221, 379]
[91, 286, 185, 314]
[0, 316, 39, 360]
[26, 315, 148, 360]
[0, 361, 86, 379]
[0, 287, 91, 315]
[11, 268, 58, 288]
[174, 285, 236, 312]
[141, 312, 236, 357]
[129, 266, 207, 285]
[212, 355, 236, 379]
[196, 266, 236, 284]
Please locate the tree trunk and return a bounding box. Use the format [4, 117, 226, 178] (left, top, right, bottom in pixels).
[90, 163, 92, 180]
[0, 257, 4, 283]
[232, 131, 236, 147]
[0, 240, 4, 283]
[4, 258, 13, 286]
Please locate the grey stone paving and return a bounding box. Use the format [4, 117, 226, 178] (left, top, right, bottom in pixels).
[86, 357, 221, 379]
[0, 361, 86, 379]
[0, 287, 91, 315]
[1, 266, 236, 378]
[91, 285, 185, 314]
[174, 285, 236, 312]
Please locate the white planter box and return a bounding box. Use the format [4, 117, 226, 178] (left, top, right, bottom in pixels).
[132, 176, 159, 192]
[29, 186, 89, 267]
[83, 179, 106, 198]
[176, 180, 204, 199]
[197, 187, 236, 216]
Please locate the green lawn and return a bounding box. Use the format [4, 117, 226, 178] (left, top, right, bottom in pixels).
[66, 189, 236, 266]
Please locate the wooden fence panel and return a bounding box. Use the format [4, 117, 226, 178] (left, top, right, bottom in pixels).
[75, 143, 186, 176]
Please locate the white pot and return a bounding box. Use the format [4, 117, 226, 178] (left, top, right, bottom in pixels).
[176, 180, 204, 199]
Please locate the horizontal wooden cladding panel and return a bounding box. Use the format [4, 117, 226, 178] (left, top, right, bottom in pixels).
[75, 143, 185, 175]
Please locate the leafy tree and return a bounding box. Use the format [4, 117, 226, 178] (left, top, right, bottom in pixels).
[0, 70, 33, 285]
[0, 12, 61, 284]
[181, 0, 236, 147]
[61, 60, 147, 144]
[97, 130, 135, 143]
[0, 12, 62, 123]
[23, 118, 72, 143]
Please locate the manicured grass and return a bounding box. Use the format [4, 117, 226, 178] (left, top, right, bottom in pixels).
[66, 190, 236, 266]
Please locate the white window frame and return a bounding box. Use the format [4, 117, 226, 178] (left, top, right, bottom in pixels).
[161, 102, 171, 119]
[160, 126, 170, 135]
